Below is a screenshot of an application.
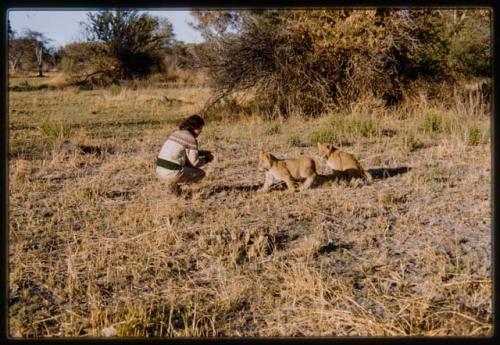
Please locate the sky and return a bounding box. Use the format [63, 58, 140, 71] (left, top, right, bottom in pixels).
[8, 10, 204, 47]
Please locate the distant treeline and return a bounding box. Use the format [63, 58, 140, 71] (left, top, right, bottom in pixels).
[8, 11, 205, 83]
[8, 9, 490, 116]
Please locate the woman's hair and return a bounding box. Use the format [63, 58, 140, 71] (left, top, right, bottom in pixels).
[179, 114, 205, 132]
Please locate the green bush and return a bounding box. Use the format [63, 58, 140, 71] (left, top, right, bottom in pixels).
[263, 122, 281, 135]
[448, 11, 491, 77]
[353, 118, 377, 137]
[310, 128, 337, 145]
[109, 84, 122, 95]
[467, 124, 482, 146]
[422, 112, 442, 135]
[401, 132, 425, 152]
[38, 121, 65, 139]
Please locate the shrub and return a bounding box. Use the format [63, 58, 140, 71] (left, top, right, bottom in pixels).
[38, 121, 66, 139]
[448, 10, 491, 78]
[467, 124, 483, 146]
[60, 42, 118, 86]
[193, 9, 467, 117]
[310, 127, 337, 145]
[401, 132, 425, 152]
[422, 112, 442, 135]
[353, 118, 377, 138]
[109, 84, 121, 95]
[263, 122, 281, 135]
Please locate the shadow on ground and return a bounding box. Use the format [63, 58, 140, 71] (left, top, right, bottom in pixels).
[203, 183, 264, 197]
[314, 166, 412, 187]
[316, 241, 354, 255]
[60, 141, 116, 156]
[367, 166, 412, 180]
[9, 84, 59, 92]
[198, 166, 411, 197]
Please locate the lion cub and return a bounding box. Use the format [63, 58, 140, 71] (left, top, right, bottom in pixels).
[258, 151, 317, 192]
[318, 143, 372, 183]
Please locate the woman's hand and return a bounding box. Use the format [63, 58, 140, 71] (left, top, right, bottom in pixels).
[199, 150, 214, 163]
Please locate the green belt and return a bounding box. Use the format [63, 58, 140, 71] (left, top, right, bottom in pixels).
[156, 157, 182, 170]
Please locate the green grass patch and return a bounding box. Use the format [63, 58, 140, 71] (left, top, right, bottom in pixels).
[401, 132, 426, 152]
[466, 124, 484, 146]
[352, 118, 377, 137]
[421, 111, 442, 136]
[310, 128, 337, 145]
[37, 121, 67, 139]
[263, 122, 281, 135]
[109, 84, 122, 96]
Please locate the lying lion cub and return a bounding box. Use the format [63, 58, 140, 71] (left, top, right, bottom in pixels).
[318, 143, 372, 184]
[258, 150, 317, 192]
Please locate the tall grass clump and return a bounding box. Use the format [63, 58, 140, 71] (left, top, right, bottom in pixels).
[38, 121, 66, 139]
[352, 118, 377, 138]
[263, 121, 281, 135]
[421, 111, 442, 136]
[308, 113, 380, 146]
[467, 124, 482, 146]
[466, 123, 487, 146]
[401, 131, 426, 152]
[109, 84, 122, 96]
[309, 128, 337, 146]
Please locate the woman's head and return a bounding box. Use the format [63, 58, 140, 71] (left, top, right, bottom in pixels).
[179, 115, 205, 137]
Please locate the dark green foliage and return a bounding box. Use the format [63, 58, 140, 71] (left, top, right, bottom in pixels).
[84, 11, 174, 78]
[448, 11, 491, 77]
[61, 10, 175, 85]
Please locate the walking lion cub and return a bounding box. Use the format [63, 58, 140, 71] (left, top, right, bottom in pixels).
[318, 143, 372, 184]
[258, 151, 317, 192]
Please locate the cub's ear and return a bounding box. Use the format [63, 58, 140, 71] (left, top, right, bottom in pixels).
[318, 143, 329, 154]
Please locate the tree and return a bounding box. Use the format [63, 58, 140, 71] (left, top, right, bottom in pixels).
[23, 29, 53, 77]
[9, 38, 32, 71]
[8, 29, 53, 75]
[8, 20, 15, 40]
[446, 10, 491, 77]
[79, 10, 175, 80]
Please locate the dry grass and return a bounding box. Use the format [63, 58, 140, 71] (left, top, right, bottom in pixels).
[8, 73, 492, 337]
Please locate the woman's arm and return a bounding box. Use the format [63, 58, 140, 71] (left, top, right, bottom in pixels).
[186, 148, 203, 167]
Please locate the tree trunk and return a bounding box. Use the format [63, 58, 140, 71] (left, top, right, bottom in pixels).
[35, 44, 43, 77]
[9, 56, 21, 72]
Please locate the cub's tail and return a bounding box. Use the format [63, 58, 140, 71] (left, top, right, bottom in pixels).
[363, 170, 373, 184]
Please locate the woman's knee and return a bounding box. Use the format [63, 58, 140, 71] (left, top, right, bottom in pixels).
[177, 167, 205, 184]
[194, 168, 206, 181]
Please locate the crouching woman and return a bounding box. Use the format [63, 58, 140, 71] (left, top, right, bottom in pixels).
[156, 115, 213, 195]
